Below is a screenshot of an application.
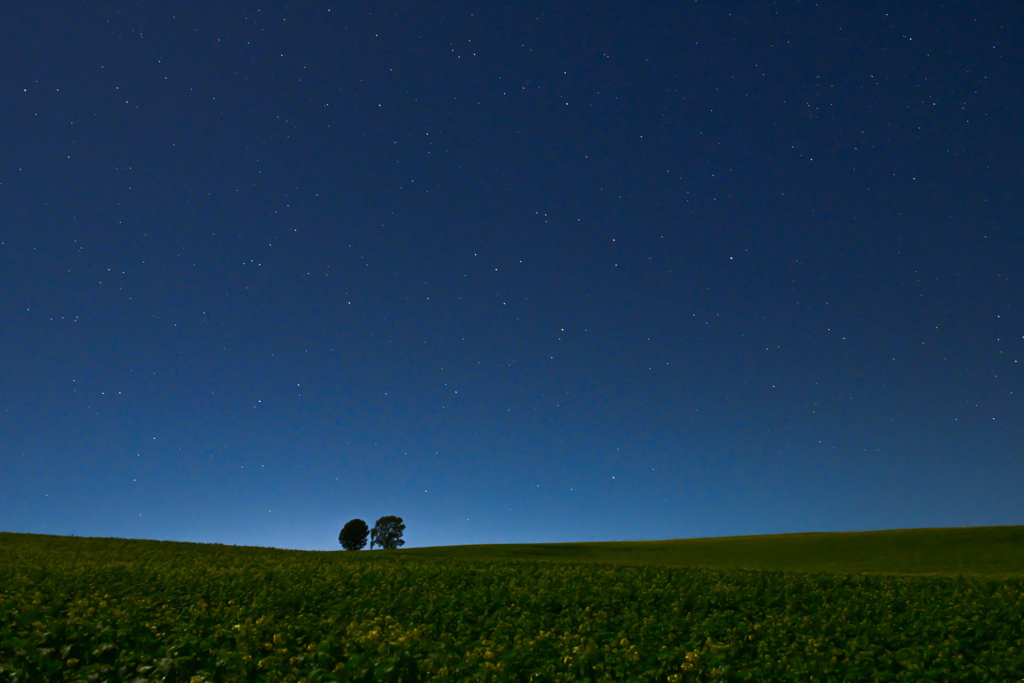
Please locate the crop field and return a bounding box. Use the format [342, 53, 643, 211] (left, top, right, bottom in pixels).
[399, 525, 1024, 578]
[2, 530, 1022, 682]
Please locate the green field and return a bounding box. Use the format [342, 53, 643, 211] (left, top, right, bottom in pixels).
[399, 525, 1024, 579]
[2, 526, 1022, 682]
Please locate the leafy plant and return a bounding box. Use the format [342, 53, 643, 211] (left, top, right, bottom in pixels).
[340, 519, 370, 551]
[371, 516, 406, 550]
[1, 532, 1022, 682]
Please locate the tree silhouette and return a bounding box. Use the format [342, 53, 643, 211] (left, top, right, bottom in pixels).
[338, 518, 369, 551]
[370, 515, 406, 550]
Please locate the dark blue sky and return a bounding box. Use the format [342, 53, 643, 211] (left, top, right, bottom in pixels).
[2, 1, 1021, 551]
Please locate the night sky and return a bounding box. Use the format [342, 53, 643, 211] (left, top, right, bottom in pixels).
[2, 2, 1021, 552]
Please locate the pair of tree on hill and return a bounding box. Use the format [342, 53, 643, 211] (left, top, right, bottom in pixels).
[339, 516, 405, 551]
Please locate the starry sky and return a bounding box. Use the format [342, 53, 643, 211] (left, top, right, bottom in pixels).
[2, 2, 1021, 551]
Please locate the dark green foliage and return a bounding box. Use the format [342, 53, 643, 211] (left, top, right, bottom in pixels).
[2, 531, 1023, 682]
[396, 525, 1024, 578]
[371, 516, 406, 550]
[339, 519, 370, 551]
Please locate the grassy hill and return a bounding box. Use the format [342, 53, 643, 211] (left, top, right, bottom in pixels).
[2, 525, 1021, 578]
[2, 526, 1022, 680]
[396, 525, 1024, 578]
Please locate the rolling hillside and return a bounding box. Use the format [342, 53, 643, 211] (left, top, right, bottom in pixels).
[396, 525, 1024, 578]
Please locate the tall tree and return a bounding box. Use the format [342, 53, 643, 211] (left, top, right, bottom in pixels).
[338, 518, 369, 551]
[370, 515, 406, 550]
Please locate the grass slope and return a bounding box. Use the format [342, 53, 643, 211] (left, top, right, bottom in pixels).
[396, 525, 1024, 578]
[2, 527, 1023, 680]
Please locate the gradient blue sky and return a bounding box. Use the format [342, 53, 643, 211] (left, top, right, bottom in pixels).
[2, 1, 1021, 551]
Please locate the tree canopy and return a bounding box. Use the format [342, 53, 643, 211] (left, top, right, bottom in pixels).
[338, 518, 369, 551]
[370, 515, 406, 550]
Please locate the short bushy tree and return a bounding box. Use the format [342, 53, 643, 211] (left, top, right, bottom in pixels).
[338, 518, 369, 551]
[370, 515, 406, 550]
